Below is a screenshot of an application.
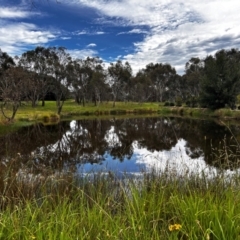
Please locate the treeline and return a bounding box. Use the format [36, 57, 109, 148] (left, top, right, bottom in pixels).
[1, 46, 240, 121]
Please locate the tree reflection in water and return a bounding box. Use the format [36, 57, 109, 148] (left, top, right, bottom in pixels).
[1, 117, 240, 180]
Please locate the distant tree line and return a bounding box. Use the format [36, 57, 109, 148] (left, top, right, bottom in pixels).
[1, 46, 240, 121]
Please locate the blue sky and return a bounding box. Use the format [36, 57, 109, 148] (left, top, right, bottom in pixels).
[1, 0, 240, 75]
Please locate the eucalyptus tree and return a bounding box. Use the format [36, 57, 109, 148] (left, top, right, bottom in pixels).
[18, 47, 53, 107]
[200, 49, 240, 109]
[0, 67, 27, 121]
[84, 57, 107, 106]
[66, 59, 86, 105]
[20, 72, 46, 107]
[67, 57, 106, 106]
[0, 49, 15, 72]
[0, 50, 19, 121]
[183, 57, 204, 106]
[131, 70, 153, 103]
[0, 49, 15, 97]
[0, 49, 15, 95]
[108, 60, 132, 107]
[48, 47, 71, 114]
[166, 74, 186, 104]
[121, 62, 133, 102]
[144, 63, 176, 102]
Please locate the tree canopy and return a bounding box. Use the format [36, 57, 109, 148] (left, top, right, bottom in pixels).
[200, 49, 240, 109]
[1, 46, 240, 121]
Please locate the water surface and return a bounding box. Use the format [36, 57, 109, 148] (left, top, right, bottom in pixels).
[1, 116, 240, 181]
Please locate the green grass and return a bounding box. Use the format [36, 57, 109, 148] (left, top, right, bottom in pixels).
[2, 100, 240, 127]
[1, 100, 161, 124]
[1, 167, 240, 239]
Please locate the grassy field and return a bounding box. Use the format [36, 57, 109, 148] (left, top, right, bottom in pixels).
[0, 101, 160, 124]
[1, 100, 240, 127]
[1, 168, 240, 239]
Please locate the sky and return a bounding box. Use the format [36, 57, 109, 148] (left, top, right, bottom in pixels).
[0, 0, 240, 75]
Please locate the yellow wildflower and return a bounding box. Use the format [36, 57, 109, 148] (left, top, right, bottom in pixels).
[168, 224, 182, 231]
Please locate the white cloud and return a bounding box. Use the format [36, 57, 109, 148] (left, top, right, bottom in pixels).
[86, 43, 97, 48]
[60, 36, 72, 40]
[68, 0, 240, 75]
[95, 31, 105, 35]
[74, 30, 105, 35]
[117, 28, 148, 35]
[2, 0, 240, 75]
[0, 7, 37, 19]
[124, 13, 240, 74]
[0, 22, 56, 56]
[0, 23, 55, 44]
[69, 0, 201, 27]
[0, 3, 56, 56]
[67, 49, 98, 60]
[75, 30, 88, 35]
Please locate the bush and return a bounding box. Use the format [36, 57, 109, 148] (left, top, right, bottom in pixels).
[164, 102, 170, 106]
[175, 97, 183, 107]
[186, 97, 198, 108]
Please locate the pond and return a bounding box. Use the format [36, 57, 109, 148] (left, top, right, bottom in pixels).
[1, 116, 240, 183]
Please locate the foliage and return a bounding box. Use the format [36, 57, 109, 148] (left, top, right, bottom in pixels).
[108, 60, 132, 107]
[144, 62, 176, 102]
[0, 67, 27, 121]
[183, 57, 204, 99]
[1, 47, 240, 122]
[186, 96, 199, 108]
[164, 101, 170, 106]
[131, 70, 153, 103]
[67, 57, 108, 107]
[18, 46, 53, 107]
[175, 96, 182, 107]
[200, 49, 240, 110]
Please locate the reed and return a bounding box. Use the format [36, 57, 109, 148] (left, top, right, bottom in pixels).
[0, 162, 240, 239]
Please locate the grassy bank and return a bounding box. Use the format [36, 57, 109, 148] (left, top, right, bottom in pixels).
[1, 100, 240, 126]
[0, 101, 158, 126]
[1, 168, 240, 239]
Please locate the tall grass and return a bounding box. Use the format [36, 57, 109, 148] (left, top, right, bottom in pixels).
[1, 166, 240, 239]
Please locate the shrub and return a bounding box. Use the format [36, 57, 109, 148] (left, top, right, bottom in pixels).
[164, 102, 170, 106]
[175, 97, 183, 107]
[186, 97, 199, 108]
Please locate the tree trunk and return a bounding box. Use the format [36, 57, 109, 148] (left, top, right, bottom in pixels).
[57, 100, 64, 115]
[32, 100, 36, 108]
[11, 105, 18, 121]
[0, 102, 19, 122]
[82, 96, 85, 107]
